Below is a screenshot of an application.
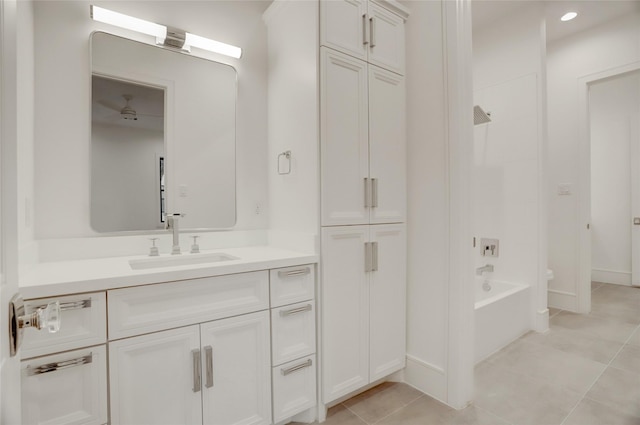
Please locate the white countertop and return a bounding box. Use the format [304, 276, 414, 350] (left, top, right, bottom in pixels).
[20, 246, 318, 299]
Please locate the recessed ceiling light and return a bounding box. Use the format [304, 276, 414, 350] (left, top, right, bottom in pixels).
[561, 12, 578, 22]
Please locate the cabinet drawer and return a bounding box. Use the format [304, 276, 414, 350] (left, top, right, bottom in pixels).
[270, 265, 315, 308]
[21, 345, 108, 425]
[108, 271, 269, 340]
[22, 292, 106, 359]
[272, 355, 317, 424]
[271, 301, 316, 366]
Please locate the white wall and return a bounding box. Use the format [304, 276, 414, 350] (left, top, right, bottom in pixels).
[547, 13, 640, 309]
[403, 0, 450, 402]
[33, 1, 269, 243]
[589, 71, 640, 285]
[472, 3, 546, 330]
[264, 0, 319, 254]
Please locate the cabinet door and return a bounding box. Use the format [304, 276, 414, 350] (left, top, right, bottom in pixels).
[367, 3, 405, 75]
[320, 0, 368, 61]
[321, 48, 370, 226]
[369, 65, 406, 224]
[21, 346, 107, 425]
[321, 226, 370, 403]
[109, 326, 202, 425]
[200, 311, 271, 425]
[369, 224, 406, 381]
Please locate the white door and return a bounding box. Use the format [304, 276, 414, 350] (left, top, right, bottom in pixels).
[200, 311, 271, 425]
[1, 0, 22, 423]
[109, 326, 202, 425]
[368, 65, 406, 224]
[369, 224, 406, 381]
[321, 47, 370, 226]
[320, 0, 368, 61]
[321, 226, 370, 403]
[367, 2, 405, 75]
[632, 75, 640, 287]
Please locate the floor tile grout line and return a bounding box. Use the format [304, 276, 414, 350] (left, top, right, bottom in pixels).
[340, 402, 370, 425]
[369, 393, 426, 425]
[558, 320, 638, 425]
[472, 403, 515, 425]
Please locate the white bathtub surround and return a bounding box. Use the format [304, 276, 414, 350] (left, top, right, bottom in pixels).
[474, 278, 531, 363]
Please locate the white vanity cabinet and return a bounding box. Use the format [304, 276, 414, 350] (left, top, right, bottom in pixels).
[320, 47, 406, 227]
[20, 292, 108, 425]
[109, 312, 272, 425]
[321, 224, 406, 403]
[320, 0, 406, 75]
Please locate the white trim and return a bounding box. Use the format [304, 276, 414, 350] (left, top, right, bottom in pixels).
[591, 269, 632, 286]
[370, 0, 411, 21]
[547, 289, 577, 311]
[404, 355, 447, 404]
[577, 61, 640, 313]
[443, 0, 474, 409]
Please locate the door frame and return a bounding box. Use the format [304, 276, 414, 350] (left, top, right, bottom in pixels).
[577, 61, 640, 311]
[1, 0, 23, 422]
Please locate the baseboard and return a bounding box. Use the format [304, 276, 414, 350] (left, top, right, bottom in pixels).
[547, 289, 577, 311]
[533, 308, 549, 332]
[404, 355, 447, 404]
[592, 268, 632, 286]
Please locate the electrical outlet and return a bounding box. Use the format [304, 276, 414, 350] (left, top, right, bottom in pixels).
[557, 183, 572, 196]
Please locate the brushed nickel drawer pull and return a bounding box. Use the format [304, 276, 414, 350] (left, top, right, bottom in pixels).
[204, 346, 213, 388]
[371, 178, 378, 208]
[192, 349, 201, 393]
[279, 304, 312, 317]
[33, 299, 92, 312]
[26, 354, 93, 376]
[281, 358, 313, 376]
[372, 241, 379, 272]
[278, 267, 310, 278]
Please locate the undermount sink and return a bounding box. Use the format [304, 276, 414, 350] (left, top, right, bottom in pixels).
[129, 253, 239, 270]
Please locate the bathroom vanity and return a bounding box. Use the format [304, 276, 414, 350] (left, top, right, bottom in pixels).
[18, 247, 317, 425]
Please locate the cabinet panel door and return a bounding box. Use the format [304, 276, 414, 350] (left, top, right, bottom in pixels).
[367, 3, 405, 75]
[369, 224, 406, 381]
[200, 311, 271, 425]
[21, 346, 107, 425]
[320, 0, 368, 61]
[321, 226, 370, 403]
[369, 65, 406, 224]
[321, 48, 370, 226]
[109, 326, 202, 425]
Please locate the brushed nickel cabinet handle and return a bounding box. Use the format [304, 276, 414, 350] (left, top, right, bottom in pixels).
[370, 16, 376, 48]
[364, 177, 371, 208]
[279, 304, 312, 317]
[362, 14, 369, 45]
[372, 241, 379, 272]
[371, 178, 378, 208]
[204, 346, 213, 388]
[33, 299, 91, 312]
[364, 242, 372, 272]
[192, 349, 201, 393]
[25, 353, 93, 376]
[281, 358, 312, 376]
[277, 267, 311, 278]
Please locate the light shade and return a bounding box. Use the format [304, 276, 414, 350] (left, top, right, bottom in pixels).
[90, 5, 242, 59]
[560, 12, 578, 22]
[91, 5, 167, 40]
[185, 33, 242, 59]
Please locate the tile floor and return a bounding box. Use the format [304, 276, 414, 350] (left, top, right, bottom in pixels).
[308, 282, 640, 425]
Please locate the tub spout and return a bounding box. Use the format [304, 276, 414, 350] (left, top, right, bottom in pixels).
[476, 264, 494, 276]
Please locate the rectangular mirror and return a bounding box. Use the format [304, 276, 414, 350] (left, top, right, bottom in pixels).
[90, 32, 237, 233]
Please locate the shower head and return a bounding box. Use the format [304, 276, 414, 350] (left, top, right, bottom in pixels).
[474, 105, 492, 125]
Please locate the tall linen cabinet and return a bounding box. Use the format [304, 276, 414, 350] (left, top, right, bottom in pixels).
[263, 0, 409, 410]
[320, 0, 409, 404]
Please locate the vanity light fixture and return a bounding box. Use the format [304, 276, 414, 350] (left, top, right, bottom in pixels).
[90, 5, 242, 59]
[560, 12, 578, 22]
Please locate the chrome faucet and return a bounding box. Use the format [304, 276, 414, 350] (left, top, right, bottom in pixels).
[165, 213, 184, 255]
[476, 264, 494, 276]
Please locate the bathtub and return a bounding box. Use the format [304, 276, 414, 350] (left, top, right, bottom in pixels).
[475, 278, 531, 363]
